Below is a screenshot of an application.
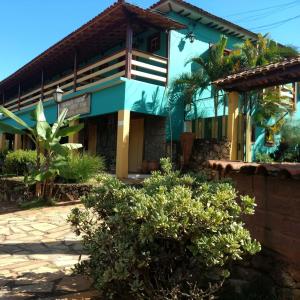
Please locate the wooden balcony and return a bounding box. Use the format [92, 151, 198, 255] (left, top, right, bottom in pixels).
[4, 49, 168, 112]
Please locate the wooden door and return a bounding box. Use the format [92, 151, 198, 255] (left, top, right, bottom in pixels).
[129, 118, 144, 173]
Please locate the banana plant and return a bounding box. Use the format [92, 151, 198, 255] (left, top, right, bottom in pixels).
[0, 100, 84, 200]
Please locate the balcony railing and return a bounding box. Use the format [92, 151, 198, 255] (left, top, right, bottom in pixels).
[4, 49, 168, 112]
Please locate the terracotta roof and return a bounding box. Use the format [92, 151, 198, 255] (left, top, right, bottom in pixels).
[149, 0, 258, 40]
[208, 160, 300, 179]
[0, 1, 185, 93]
[213, 56, 300, 92]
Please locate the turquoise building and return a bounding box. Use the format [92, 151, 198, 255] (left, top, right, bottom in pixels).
[0, 0, 261, 177]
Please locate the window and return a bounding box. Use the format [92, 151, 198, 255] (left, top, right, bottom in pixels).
[148, 33, 160, 53]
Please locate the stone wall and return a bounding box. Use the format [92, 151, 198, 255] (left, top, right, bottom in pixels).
[0, 178, 92, 204]
[189, 139, 231, 171]
[224, 171, 300, 299]
[144, 116, 166, 161]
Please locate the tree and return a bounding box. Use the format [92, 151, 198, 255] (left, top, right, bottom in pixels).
[174, 35, 230, 138]
[0, 100, 83, 200]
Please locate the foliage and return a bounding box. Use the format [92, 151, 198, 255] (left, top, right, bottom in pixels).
[58, 152, 105, 183]
[229, 34, 298, 72]
[0, 100, 83, 200]
[0, 148, 8, 173]
[255, 152, 274, 163]
[172, 34, 298, 138]
[4, 150, 38, 176]
[271, 120, 300, 162]
[68, 158, 260, 299]
[173, 35, 230, 136]
[253, 89, 292, 132]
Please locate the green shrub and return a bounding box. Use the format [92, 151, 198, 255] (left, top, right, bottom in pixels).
[255, 152, 274, 163]
[4, 150, 37, 176]
[0, 149, 8, 174]
[69, 158, 260, 299]
[58, 152, 105, 183]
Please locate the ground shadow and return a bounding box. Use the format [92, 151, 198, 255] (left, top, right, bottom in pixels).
[0, 240, 84, 255]
[0, 271, 100, 299]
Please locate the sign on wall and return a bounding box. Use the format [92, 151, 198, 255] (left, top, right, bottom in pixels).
[58, 94, 91, 118]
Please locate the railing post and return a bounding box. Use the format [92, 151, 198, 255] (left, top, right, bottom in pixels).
[41, 69, 44, 101]
[165, 29, 170, 85]
[73, 50, 78, 92]
[125, 23, 133, 79]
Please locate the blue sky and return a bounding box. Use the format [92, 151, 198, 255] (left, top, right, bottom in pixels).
[1, 0, 299, 81]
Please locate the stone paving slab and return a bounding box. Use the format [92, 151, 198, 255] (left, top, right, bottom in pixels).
[0, 204, 101, 299]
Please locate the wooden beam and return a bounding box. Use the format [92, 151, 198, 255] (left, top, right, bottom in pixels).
[14, 134, 22, 151]
[125, 23, 133, 79]
[0, 133, 6, 150]
[166, 29, 170, 85]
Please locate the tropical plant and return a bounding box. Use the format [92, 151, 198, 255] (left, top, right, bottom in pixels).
[255, 152, 274, 163]
[4, 150, 38, 176]
[68, 158, 260, 299]
[174, 35, 230, 137]
[0, 100, 83, 200]
[229, 34, 299, 72]
[58, 152, 105, 183]
[253, 88, 293, 140]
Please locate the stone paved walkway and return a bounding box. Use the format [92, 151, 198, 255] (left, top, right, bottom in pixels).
[0, 203, 100, 299]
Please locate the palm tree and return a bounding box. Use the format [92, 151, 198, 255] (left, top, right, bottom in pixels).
[174, 35, 230, 138]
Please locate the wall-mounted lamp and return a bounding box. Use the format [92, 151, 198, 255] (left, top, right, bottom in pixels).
[185, 31, 196, 43]
[53, 86, 64, 104]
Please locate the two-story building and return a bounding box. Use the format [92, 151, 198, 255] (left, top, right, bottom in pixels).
[0, 0, 260, 177]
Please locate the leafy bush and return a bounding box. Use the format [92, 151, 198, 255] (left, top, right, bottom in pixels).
[69, 158, 260, 299]
[4, 150, 37, 175]
[0, 149, 8, 174]
[255, 152, 274, 163]
[58, 152, 105, 183]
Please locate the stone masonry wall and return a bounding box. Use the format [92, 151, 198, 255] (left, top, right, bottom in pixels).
[189, 139, 231, 171]
[144, 116, 166, 161]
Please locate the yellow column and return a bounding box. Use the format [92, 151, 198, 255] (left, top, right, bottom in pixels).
[0, 133, 6, 150]
[88, 122, 97, 155]
[227, 92, 239, 160]
[68, 120, 79, 143]
[116, 110, 130, 179]
[245, 113, 252, 162]
[14, 134, 22, 151]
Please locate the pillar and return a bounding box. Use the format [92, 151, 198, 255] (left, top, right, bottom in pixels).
[227, 92, 239, 160]
[245, 113, 252, 162]
[237, 114, 244, 160]
[68, 120, 79, 143]
[116, 110, 130, 179]
[14, 134, 22, 151]
[0, 133, 6, 150]
[88, 122, 97, 155]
